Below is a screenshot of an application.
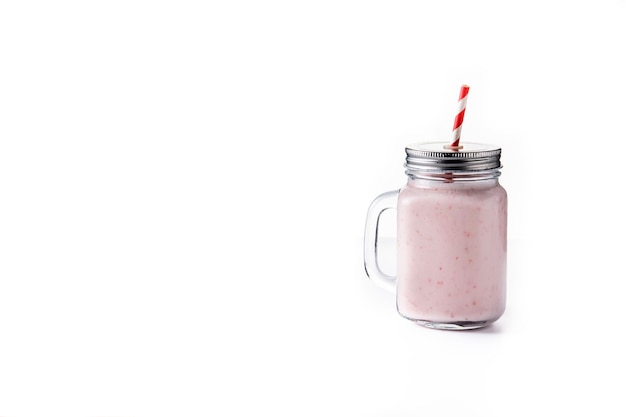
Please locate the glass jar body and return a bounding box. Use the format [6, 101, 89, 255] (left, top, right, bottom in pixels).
[396, 176, 507, 329]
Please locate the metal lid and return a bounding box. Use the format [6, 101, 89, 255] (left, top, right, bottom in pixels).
[405, 142, 502, 172]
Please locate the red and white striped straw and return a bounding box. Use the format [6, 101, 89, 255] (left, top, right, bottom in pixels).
[450, 85, 470, 148]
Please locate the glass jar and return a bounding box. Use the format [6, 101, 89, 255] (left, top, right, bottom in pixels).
[364, 142, 507, 330]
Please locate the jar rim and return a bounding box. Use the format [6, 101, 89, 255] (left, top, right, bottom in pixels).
[405, 141, 502, 172]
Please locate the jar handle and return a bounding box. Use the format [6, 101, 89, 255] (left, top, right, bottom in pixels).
[363, 190, 399, 293]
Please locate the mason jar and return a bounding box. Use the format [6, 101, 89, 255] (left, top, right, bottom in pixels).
[364, 142, 507, 330]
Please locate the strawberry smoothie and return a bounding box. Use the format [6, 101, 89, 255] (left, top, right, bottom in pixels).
[396, 178, 507, 328]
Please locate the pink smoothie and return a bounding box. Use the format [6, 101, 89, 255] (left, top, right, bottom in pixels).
[396, 178, 507, 326]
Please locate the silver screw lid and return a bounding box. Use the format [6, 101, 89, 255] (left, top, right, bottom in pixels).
[405, 142, 502, 172]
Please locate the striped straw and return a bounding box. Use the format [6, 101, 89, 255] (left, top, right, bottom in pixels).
[449, 85, 470, 148]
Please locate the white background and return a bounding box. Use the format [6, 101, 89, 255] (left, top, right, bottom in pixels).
[1, 1, 625, 416]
